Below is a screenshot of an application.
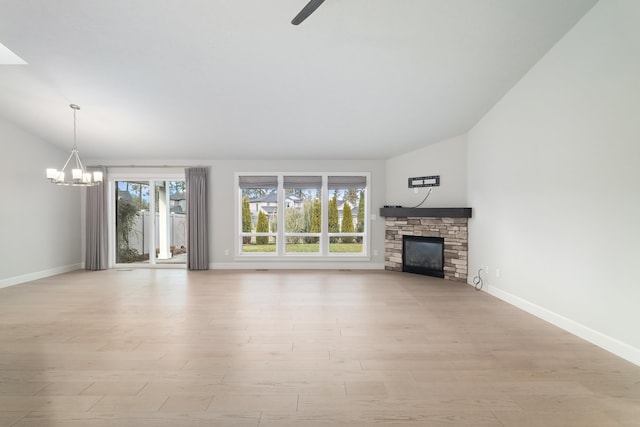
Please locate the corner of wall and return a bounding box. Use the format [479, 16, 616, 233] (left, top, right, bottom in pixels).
[385, 134, 468, 208]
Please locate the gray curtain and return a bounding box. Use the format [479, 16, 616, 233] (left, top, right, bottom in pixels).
[185, 167, 209, 270]
[85, 167, 107, 270]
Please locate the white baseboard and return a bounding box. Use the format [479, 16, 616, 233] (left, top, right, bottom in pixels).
[481, 284, 640, 367]
[0, 263, 83, 289]
[210, 262, 386, 270]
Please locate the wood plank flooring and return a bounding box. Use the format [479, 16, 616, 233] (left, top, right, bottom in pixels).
[0, 269, 638, 426]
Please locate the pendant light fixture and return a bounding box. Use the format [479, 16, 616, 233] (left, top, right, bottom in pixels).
[46, 104, 102, 186]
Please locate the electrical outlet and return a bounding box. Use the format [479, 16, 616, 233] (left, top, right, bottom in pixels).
[485, 265, 489, 275]
[496, 268, 501, 278]
[224, 249, 229, 255]
[373, 249, 378, 256]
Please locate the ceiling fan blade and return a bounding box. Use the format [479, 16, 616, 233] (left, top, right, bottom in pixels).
[291, 0, 325, 25]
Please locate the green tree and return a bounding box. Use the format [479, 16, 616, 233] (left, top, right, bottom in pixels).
[341, 202, 355, 243]
[256, 210, 269, 245]
[302, 200, 314, 243]
[328, 194, 339, 233]
[285, 208, 303, 243]
[356, 191, 365, 233]
[311, 199, 321, 233]
[116, 200, 138, 250]
[169, 180, 186, 194]
[127, 182, 149, 210]
[302, 200, 312, 232]
[344, 188, 359, 205]
[307, 198, 321, 243]
[242, 188, 274, 199]
[285, 208, 304, 233]
[116, 198, 140, 262]
[242, 197, 253, 244]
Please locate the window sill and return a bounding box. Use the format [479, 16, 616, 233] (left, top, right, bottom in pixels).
[234, 254, 371, 262]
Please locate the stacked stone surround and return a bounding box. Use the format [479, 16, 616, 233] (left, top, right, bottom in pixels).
[384, 216, 468, 283]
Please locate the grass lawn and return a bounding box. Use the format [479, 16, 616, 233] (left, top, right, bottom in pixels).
[242, 243, 363, 253]
[329, 243, 363, 253]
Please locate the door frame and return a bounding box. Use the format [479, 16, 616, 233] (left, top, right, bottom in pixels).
[108, 169, 186, 269]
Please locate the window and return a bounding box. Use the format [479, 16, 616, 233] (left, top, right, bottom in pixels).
[328, 176, 366, 254]
[239, 176, 278, 254]
[283, 176, 322, 254]
[237, 173, 368, 258]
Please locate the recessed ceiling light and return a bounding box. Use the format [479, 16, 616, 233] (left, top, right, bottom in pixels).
[0, 41, 27, 65]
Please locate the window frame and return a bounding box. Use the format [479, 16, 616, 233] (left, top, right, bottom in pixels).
[107, 169, 186, 269]
[238, 175, 278, 255]
[236, 172, 370, 259]
[282, 176, 323, 256]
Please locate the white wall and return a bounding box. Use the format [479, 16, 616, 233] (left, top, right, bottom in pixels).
[0, 118, 82, 287]
[468, 0, 640, 364]
[386, 134, 467, 207]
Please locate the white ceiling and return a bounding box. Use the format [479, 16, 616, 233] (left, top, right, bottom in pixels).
[0, 0, 597, 161]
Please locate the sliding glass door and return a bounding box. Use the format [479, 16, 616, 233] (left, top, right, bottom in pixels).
[115, 180, 150, 264]
[113, 177, 186, 266]
[155, 180, 187, 265]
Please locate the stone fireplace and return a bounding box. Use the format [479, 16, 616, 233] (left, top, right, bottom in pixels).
[380, 207, 471, 283]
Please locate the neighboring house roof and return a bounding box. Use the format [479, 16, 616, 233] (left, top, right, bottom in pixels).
[251, 193, 278, 203]
[170, 206, 184, 214]
[171, 191, 186, 201]
[251, 193, 301, 204]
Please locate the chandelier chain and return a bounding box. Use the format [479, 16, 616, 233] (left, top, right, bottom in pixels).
[71, 103, 80, 150]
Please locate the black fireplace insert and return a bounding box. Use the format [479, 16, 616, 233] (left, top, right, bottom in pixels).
[402, 235, 445, 278]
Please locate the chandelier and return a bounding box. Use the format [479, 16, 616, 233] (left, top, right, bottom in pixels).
[46, 104, 103, 186]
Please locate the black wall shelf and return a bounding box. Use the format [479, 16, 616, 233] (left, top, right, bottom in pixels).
[379, 207, 472, 218]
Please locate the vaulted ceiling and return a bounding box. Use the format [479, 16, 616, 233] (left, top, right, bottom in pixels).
[0, 0, 597, 160]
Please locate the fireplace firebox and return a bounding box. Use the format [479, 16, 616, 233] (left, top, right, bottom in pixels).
[402, 235, 445, 278]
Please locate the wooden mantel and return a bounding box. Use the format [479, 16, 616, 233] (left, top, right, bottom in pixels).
[379, 207, 472, 218]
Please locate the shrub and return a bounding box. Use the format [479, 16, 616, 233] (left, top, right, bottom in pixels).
[242, 196, 253, 244]
[256, 210, 269, 245]
[328, 195, 339, 233]
[341, 202, 354, 243]
[116, 200, 138, 251]
[285, 208, 304, 243]
[357, 191, 365, 233]
[307, 198, 321, 244]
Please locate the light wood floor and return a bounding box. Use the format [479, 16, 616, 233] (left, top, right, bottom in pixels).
[0, 269, 638, 426]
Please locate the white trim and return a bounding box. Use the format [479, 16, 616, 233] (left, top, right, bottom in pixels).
[234, 255, 371, 261]
[210, 262, 385, 270]
[481, 284, 640, 367]
[112, 263, 186, 270]
[0, 263, 82, 289]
